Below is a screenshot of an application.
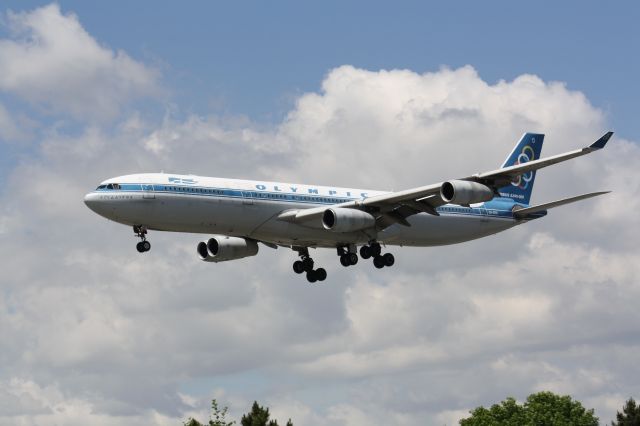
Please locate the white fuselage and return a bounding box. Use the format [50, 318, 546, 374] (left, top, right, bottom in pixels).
[84, 173, 523, 248]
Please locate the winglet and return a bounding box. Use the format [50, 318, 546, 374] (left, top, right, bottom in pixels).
[589, 131, 614, 150]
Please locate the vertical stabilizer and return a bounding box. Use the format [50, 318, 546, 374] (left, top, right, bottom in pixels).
[497, 133, 544, 205]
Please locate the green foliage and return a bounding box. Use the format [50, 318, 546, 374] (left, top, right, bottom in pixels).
[459, 397, 526, 426]
[240, 401, 292, 426]
[611, 398, 640, 426]
[459, 391, 598, 426]
[183, 399, 235, 426]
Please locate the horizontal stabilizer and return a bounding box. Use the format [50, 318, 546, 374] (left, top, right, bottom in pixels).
[513, 191, 610, 218]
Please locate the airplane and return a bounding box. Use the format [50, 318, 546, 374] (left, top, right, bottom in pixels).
[84, 131, 613, 283]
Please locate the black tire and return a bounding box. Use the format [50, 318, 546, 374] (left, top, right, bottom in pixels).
[306, 270, 318, 283]
[293, 260, 305, 274]
[371, 243, 382, 257]
[340, 255, 350, 267]
[373, 255, 385, 269]
[349, 253, 358, 265]
[136, 242, 145, 253]
[302, 258, 314, 272]
[316, 268, 327, 281]
[142, 241, 151, 252]
[360, 245, 371, 259]
[383, 253, 395, 267]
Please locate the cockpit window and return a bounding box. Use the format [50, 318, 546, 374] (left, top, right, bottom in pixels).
[94, 183, 125, 190]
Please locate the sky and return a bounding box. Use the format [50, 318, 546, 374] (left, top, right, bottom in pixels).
[0, 2, 639, 425]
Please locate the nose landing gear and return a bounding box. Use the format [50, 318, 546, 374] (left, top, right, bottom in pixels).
[292, 247, 326, 283]
[134, 225, 151, 253]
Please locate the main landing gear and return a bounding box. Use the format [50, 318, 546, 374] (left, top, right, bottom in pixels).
[292, 248, 327, 283]
[134, 225, 151, 253]
[291, 242, 395, 282]
[338, 245, 358, 267]
[360, 242, 395, 269]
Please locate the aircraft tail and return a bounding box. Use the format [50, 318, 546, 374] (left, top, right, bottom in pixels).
[497, 133, 544, 205]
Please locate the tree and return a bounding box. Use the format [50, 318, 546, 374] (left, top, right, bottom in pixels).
[240, 401, 292, 426]
[459, 391, 598, 426]
[183, 399, 235, 426]
[459, 396, 526, 426]
[612, 398, 640, 425]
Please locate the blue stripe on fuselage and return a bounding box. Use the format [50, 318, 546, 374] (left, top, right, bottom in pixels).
[92, 184, 522, 219]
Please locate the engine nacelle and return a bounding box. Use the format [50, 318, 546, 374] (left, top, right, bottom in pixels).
[440, 180, 494, 205]
[197, 236, 259, 262]
[322, 208, 376, 233]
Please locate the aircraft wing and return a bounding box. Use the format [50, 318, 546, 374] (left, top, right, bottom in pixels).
[336, 131, 611, 226]
[470, 131, 613, 187]
[279, 132, 612, 229]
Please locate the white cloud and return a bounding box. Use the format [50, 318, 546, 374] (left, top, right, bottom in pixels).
[0, 4, 160, 121]
[0, 101, 34, 142]
[275, 65, 604, 191]
[0, 56, 638, 426]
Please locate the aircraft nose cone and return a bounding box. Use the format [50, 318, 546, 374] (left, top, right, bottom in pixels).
[84, 192, 101, 213]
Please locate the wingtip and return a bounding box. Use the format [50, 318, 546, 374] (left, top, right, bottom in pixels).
[590, 131, 614, 149]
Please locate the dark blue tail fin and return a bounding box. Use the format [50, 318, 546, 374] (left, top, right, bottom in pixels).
[497, 133, 544, 205]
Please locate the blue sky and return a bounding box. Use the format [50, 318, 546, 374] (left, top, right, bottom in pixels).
[1, 2, 639, 425]
[3, 1, 637, 130]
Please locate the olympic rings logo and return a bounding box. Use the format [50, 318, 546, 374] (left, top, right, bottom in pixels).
[511, 145, 535, 189]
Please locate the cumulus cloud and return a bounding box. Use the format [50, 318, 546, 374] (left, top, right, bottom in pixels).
[0, 52, 638, 426]
[275, 65, 603, 191]
[0, 4, 160, 121]
[0, 101, 34, 142]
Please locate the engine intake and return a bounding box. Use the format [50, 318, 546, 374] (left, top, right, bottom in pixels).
[440, 180, 494, 205]
[197, 236, 259, 262]
[322, 208, 375, 233]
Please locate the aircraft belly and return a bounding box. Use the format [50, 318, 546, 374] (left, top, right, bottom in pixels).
[380, 213, 517, 246]
[251, 221, 370, 247]
[250, 203, 372, 247]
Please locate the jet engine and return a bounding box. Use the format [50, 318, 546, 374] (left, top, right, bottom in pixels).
[440, 180, 494, 205]
[322, 208, 376, 232]
[197, 236, 259, 262]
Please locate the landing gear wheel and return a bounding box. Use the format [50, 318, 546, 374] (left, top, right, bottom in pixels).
[306, 270, 318, 283]
[340, 255, 350, 267]
[302, 257, 314, 272]
[360, 245, 372, 259]
[293, 260, 305, 274]
[373, 255, 385, 269]
[348, 253, 358, 265]
[316, 268, 327, 281]
[383, 253, 394, 267]
[371, 243, 382, 257]
[134, 225, 150, 253]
